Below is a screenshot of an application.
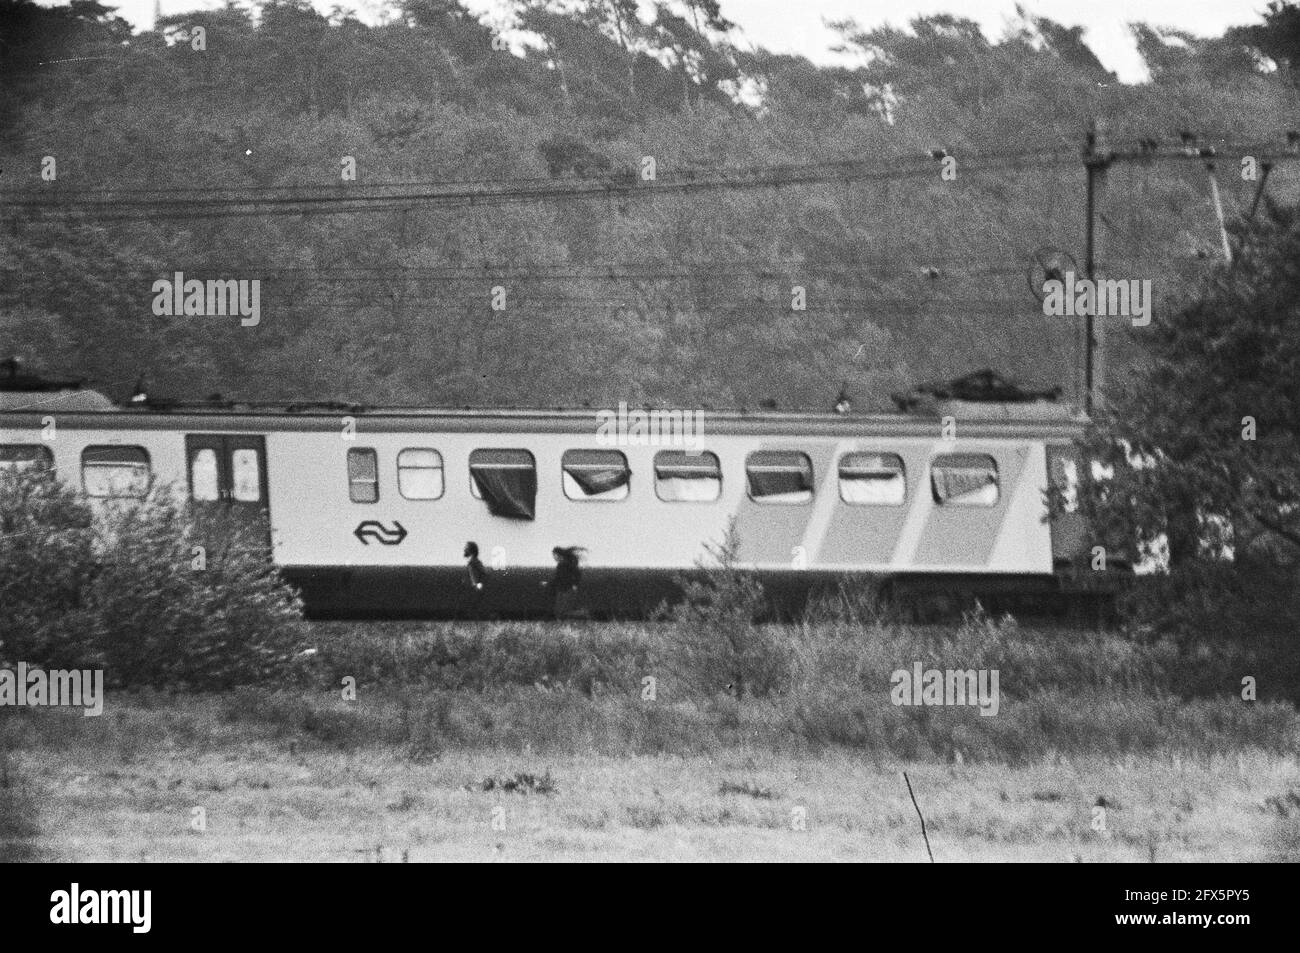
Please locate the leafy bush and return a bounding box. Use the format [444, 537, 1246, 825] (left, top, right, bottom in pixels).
[0, 463, 99, 666]
[1072, 206, 1300, 691]
[0, 466, 309, 689]
[1117, 557, 1300, 702]
[658, 520, 790, 700]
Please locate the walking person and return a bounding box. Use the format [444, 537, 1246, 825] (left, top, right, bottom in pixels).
[544, 546, 586, 619]
[461, 541, 489, 618]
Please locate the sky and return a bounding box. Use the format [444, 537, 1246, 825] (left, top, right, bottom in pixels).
[65, 0, 1269, 84]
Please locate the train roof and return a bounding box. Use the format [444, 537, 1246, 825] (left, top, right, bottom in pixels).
[0, 389, 1088, 439]
[0, 390, 118, 412]
[0, 364, 1087, 437]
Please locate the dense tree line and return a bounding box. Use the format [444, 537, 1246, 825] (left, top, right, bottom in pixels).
[0, 0, 1297, 409]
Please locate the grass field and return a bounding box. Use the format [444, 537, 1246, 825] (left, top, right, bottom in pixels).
[3, 617, 1299, 862]
[7, 732, 1300, 862]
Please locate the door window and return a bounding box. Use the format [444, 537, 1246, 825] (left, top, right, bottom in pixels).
[190, 447, 220, 501]
[231, 448, 262, 502]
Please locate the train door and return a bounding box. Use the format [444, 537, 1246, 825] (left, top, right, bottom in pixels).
[185, 434, 270, 544]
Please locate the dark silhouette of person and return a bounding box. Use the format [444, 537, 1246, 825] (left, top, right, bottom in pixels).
[544, 546, 585, 618]
[460, 541, 512, 620]
[459, 541, 491, 619]
[464, 541, 488, 590]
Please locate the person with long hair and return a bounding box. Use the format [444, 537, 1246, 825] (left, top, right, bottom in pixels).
[545, 545, 586, 618]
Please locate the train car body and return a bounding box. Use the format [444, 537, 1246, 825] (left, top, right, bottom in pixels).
[1, 387, 1099, 617]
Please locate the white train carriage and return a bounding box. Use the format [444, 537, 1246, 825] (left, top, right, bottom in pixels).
[1, 383, 1097, 617]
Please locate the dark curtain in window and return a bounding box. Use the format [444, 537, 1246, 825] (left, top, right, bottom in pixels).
[931, 454, 997, 502]
[932, 469, 995, 500]
[563, 450, 629, 496]
[839, 453, 903, 479]
[471, 451, 537, 519]
[746, 452, 813, 498]
[565, 465, 629, 495]
[654, 451, 720, 480]
[83, 446, 148, 466]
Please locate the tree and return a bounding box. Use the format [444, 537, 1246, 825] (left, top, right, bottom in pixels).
[831, 14, 1001, 116]
[1075, 204, 1300, 575]
[1131, 23, 1262, 84]
[1235, 0, 1300, 85]
[662, 519, 781, 700]
[1025, 13, 1114, 84]
[649, 0, 737, 109]
[2, 0, 1297, 413]
[597, 0, 641, 98]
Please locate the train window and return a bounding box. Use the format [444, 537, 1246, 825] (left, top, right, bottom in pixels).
[231, 448, 262, 502]
[398, 449, 444, 500]
[562, 449, 630, 501]
[0, 444, 54, 470]
[654, 450, 721, 502]
[82, 446, 150, 498]
[190, 448, 220, 501]
[347, 448, 379, 503]
[931, 453, 999, 506]
[746, 451, 813, 504]
[469, 449, 536, 520]
[839, 452, 906, 505]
